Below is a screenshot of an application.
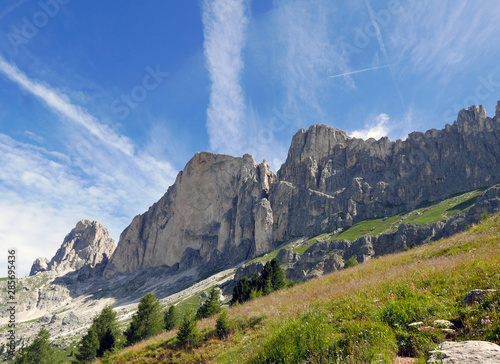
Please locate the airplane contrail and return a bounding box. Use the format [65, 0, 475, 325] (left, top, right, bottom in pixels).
[328, 64, 395, 79]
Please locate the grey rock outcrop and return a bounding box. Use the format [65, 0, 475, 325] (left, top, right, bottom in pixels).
[284, 183, 500, 281]
[276, 248, 300, 265]
[428, 341, 500, 363]
[234, 261, 265, 281]
[105, 153, 276, 277]
[273, 105, 500, 243]
[30, 220, 115, 276]
[30, 257, 49, 276]
[462, 289, 497, 306]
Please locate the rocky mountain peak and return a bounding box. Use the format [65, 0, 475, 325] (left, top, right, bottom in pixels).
[30, 220, 115, 276]
[104, 153, 276, 277]
[286, 124, 351, 165]
[455, 105, 492, 134]
[60, 101, 500, 281]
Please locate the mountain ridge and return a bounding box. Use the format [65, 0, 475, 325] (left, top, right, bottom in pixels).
[98, 102, 500, 279]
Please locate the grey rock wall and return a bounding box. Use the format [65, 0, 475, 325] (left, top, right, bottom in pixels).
[30, 220, 115, 276]
[104, 152, 276, 277]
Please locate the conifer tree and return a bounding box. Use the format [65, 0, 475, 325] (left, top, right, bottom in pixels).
[15, 328, 55, 364]
[177, 311, 199, 349]
[76, 305, 119, 362]
[164, 305, 177, 331]
[93, 305, 119, 356]
[75, 326, 99, 363]
[124, 292, 164, 346]
[270, 258, 286, 290]
[215, 309, 230, 340]
[196, 287, 222, 320]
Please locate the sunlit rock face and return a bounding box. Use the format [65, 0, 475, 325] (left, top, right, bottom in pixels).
[105, 152, 276, 277]
[30, 220, 115, 276]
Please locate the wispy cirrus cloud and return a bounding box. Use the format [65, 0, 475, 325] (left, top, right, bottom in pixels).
[389, 0, 500, 80]
[0, 54, 135, 156]
[0, 55, 177, 276]
[202, 0, 249, 156]
[273, 0, 348, 118]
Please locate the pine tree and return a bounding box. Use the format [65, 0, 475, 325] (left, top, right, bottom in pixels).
[76, 305, 119, 362]
[270, 258, 286, 290]
[164, 305, 177, 331]
[215, 310, 230, 340]
[99, 328, 116, 356]
[124, 292, 164, 346]
[177, 311, 199, 349]
[260, 261, 274, 295]
[196, 287, 222, 320]
[15, 328, 55, 364]
[232, 276, 251, 304]
[93, 305, 119, 356]
[75, 326, 99, 363]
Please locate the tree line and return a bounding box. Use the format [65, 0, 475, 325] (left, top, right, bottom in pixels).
[13, 259, 288, 363]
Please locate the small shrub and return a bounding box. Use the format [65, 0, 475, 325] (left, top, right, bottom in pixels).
[481, 212, 491, 221]
[177, 311, 199, 349]
[345, 256, 359, 268]
[215, 310, 230, 339]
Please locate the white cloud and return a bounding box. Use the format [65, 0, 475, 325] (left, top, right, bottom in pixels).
[273, 0, 348, 116]
[0, 57, 178, 276]
[389, 0, 500, 80]
[0, 55, 135, 156]
[0, 134, 134, 276]
[350, 113, 390, 140]
[202, 0, 249, 156]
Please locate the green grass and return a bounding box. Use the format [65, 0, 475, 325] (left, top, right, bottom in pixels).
[250, 249, 280, 263]
[324, 187, 485, 243]
[292, 238, 317, 254]
[331, 214, 401, 242]
[404, 189, 482, 224]
[96, 212, 500, 364]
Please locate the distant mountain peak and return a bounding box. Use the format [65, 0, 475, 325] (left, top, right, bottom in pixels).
[30, 219, 115, 276]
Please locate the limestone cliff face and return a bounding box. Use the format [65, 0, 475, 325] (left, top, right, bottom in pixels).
[272, 104, 500, 242]
[30, 220, 115, 276]
[104, 152, 276, 277]
[104, 103, 500, 278]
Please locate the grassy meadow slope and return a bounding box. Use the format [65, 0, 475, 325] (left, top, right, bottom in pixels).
[96, 212, 500, 363]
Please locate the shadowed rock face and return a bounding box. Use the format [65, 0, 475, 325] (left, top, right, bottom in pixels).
[272, 104, 500, 242]
[105, 103, 500, 278]
[30, 220, 115, 276]
[104, 153, 276, 277]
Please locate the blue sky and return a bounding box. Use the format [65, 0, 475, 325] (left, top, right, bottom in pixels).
[1, 0, 500, 276]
